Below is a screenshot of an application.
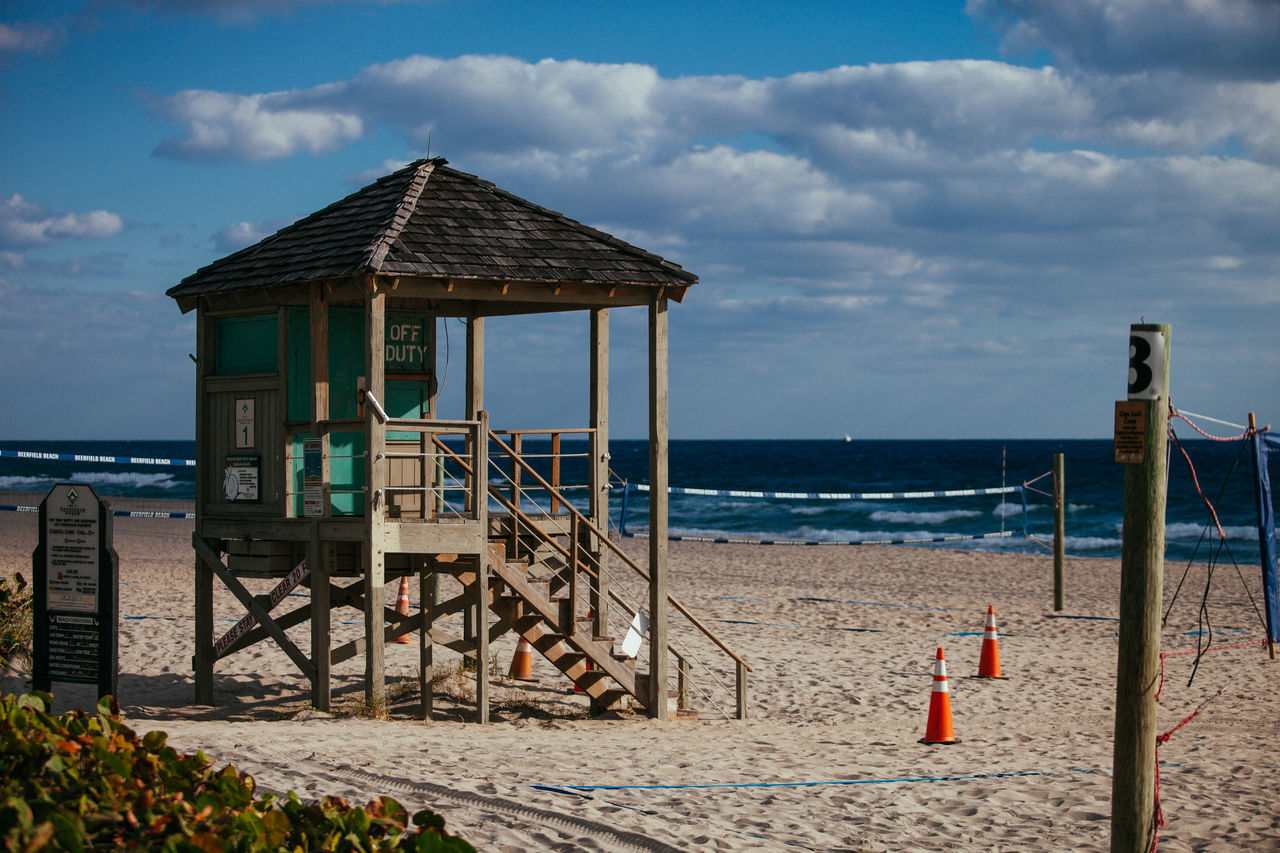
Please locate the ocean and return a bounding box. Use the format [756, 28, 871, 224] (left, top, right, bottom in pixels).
[1, 436, 1274, 563]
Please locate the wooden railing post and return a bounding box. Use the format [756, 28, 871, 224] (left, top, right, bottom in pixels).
[567, 513, 579, 635]
[677, 655, 690, 710]
[474, 413, 490, 724]
[736, 661, 749, 720]
[550, 432, 562, 514]
[510, 432, 522, 511]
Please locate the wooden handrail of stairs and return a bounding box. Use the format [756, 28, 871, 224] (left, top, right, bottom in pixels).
[484, 431, 753, 675]
[431, 432, 752, 674]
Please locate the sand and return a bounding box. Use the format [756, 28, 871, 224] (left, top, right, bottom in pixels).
[2, 494, 1277, 851]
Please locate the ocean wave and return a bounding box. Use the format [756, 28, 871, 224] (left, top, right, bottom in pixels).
[1064, 535, 1124, 551]
[1164, 522, 1258, 541]
[794, 525, 969, 543]
[0, 475, 55, 490]
[869, 509, 982, 525]
[68, 471, 181, 490]
[994, 501, 1032, 517]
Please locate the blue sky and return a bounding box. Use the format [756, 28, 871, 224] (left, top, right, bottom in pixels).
[1, 0, 1277, 440]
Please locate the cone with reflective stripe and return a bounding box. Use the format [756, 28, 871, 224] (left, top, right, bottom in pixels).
[393, 576, 412, 643]
[919, 646, 961, 744]
[974, 604, 1006, 679]
[509, 636, 535, 681]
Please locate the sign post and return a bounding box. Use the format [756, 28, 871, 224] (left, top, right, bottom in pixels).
[32, 483, 119, 705]
[1110, 323, 1171, 853]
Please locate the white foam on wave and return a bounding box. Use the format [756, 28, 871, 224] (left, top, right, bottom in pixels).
[869, 509, 982, 525]
[994, 501, 1043, 517]
[1108, 521, 1259, 542]
[0, 475, 54, 490]
[1164, 522, 1259, 541]
[1064, 535, 1124, 551]
[68, 471, 181, 490]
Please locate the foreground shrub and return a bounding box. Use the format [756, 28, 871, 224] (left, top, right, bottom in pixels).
[0, 692, 475, 852]
[0, 574, 32, 670]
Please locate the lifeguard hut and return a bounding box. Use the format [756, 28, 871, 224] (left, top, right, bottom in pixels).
[167, 159, 749, 721]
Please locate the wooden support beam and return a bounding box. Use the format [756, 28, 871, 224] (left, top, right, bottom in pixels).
[466, 315, 484, 420]
[474, 412, 491, 724]
[590, 308, 610, 639]
[192, 535, 315, 680]
[422, 557, 439, 720]
[648, 296, 669, 720]
[363, 290, 387, 707]
[193, 312, 214, 703]
[308, 528, 332, 710]
[311, 284, 331, 518]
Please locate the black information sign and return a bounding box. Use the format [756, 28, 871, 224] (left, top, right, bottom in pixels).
[32, 483, 119, 701]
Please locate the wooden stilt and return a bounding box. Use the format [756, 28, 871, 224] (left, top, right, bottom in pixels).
[363, 289, 387, 708]
[194, 554, 213, 704]
[590, 307, 610, 640]
[648, 296, 669, 719]
[421, 556, 438, 720]
[308, 526, 331, 711]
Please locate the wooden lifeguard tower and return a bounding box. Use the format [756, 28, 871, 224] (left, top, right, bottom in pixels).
[167, 159, 749, 721]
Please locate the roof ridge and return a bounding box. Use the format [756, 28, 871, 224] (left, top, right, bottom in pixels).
[362, 159, 442, 272]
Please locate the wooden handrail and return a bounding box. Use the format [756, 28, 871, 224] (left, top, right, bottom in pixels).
[430, 432, 753, 673]
[492, 427, 595, 436]
[485, 431, 753, 673]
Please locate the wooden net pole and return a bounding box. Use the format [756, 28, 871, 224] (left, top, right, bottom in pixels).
[1110, 322, 1171, 853]
[1054, 452, 1065, 612]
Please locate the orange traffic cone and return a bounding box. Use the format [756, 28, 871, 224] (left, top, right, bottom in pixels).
[973, 604, 1006, 679]
[393, 576, 412, 643]
[920, 646, 960, 744]
[509, 637, 535, 681]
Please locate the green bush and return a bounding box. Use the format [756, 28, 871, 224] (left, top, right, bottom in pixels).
[0, 692, 475, 852]
[0, 574, 32, 670]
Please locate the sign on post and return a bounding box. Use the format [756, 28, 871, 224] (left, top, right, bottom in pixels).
[32, 483, 119, 701]
[303, 438, 324, 517]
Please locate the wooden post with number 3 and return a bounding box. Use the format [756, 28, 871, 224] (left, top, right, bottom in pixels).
[1110, 322, 1171, 853]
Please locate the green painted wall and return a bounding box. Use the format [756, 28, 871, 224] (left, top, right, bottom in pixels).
[283, 307, 434, 516]
[214, 314, 277, 375]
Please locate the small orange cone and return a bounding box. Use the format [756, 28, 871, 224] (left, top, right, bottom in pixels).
[974, 604, 1006, 679]
[393, 576, 412, 644]
[509, 637, 535, 681]
[920, 646, 960, 744]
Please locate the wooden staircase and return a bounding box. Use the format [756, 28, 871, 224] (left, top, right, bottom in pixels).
[417, 428, 745, 721]
[453, 537, 653, 714]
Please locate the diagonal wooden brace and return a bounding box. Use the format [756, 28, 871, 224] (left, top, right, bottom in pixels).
[193, 535, 316, 681]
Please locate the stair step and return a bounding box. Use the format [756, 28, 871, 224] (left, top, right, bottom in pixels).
[591, 688, 632, 712]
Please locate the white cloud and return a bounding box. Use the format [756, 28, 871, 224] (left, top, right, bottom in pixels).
[150, 46, 1279, 437]
[213, 221, 276, 252]
[0, 195, 124, 248]
[971, 0, 1280, 80]
[152, 90, 364, 161]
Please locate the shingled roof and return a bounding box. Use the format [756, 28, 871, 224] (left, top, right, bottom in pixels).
[167, 159, 697, 307]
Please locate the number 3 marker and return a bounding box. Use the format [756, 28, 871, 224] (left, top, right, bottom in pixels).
[1127, 330, 1165, 401]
